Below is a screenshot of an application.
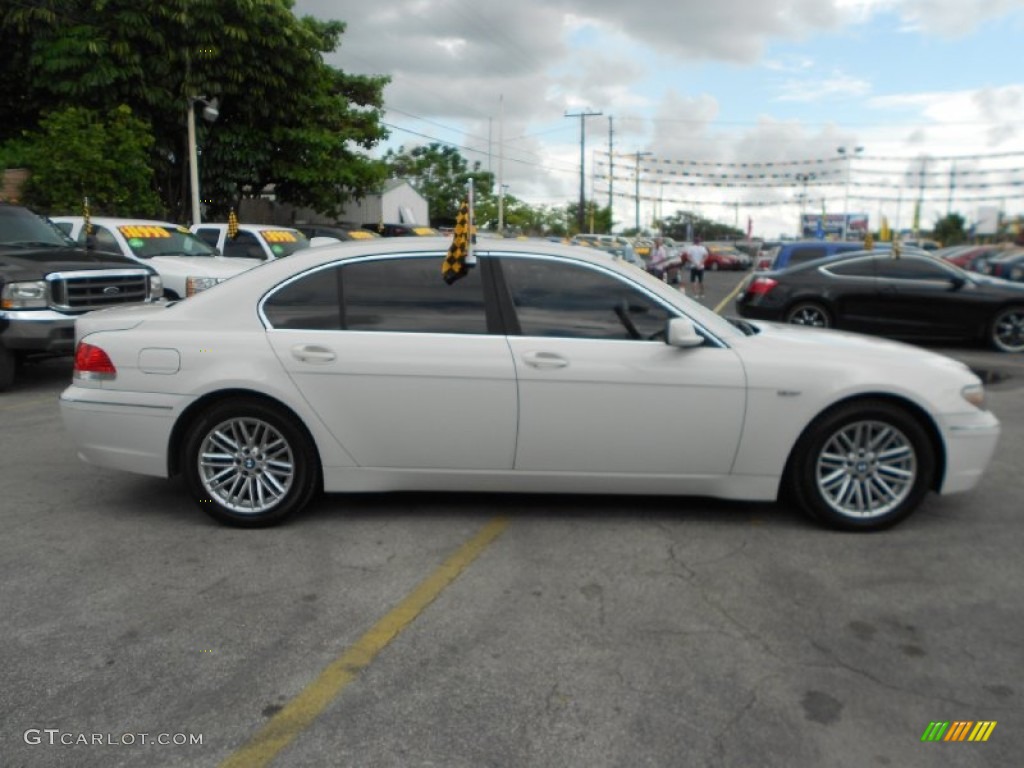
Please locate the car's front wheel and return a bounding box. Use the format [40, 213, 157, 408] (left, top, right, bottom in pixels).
[989, 306, 1024, 353]
[181, 398, 319, 527]
[785, 302, 832, 328]
[789, 400, 935, 531]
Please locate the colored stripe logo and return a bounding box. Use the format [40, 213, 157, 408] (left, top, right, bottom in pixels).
[921, 721, 997, 742]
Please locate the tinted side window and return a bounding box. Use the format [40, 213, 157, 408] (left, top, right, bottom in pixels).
[85, 225, 122, 255]
[500, 257, 671, 339]
[264, 267, 342, 330]
[342, 256, 487, 334]
[826, 258, 876, 277]
[224, 231, 264, 260]
[787, 247, 826, 265]
[193, 228, 221, 248]
[874, 257, 953, 281]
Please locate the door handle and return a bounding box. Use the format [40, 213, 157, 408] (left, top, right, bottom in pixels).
[291, 344, 336, 364]
[522, 351, 569, 369]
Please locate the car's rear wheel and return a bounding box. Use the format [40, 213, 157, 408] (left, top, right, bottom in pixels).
[786, 302, 832, 328]
[181, 398, 319, 527]
[789, 400, 934, 531]
[989, 306, 1024, 353]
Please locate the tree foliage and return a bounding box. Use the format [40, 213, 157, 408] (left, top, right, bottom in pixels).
[931, 212, 967, 246]
[15, 105, 163, 217]
[0, 0, 389, 221]
[383, 143, 494, 225]
[659, 210, 744, 241]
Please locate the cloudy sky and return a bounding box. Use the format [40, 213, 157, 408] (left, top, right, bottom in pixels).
[294, 0, 1024, 238]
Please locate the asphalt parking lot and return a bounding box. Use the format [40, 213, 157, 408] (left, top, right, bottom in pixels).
[2, 269, 1022, 767]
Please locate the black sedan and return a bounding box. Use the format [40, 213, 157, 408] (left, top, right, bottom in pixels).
[735, 250, 1024, 352]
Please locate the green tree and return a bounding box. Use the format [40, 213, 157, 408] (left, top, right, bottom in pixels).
[383, 143, 494, 225]
[17, 105, 162, 217]
[660, 210, 743, 241]
[931, 212, 967, 246]
[0, 0, 389, 221]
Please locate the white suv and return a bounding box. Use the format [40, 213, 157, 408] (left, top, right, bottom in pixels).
[190, 223, 310, 262]
[51, 217, 255, 300]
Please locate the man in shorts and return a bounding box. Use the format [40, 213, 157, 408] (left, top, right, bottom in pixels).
[684, 237, 709, 298]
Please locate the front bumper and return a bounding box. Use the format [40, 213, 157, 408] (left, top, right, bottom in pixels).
[0, 309, 77, 354]
[939, 410, 1001, 494]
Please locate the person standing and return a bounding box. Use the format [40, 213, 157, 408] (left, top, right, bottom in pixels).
[684, 237, 709, 298]
[648, 236, 668, 281]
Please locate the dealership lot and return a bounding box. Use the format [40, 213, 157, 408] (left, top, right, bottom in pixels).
[2, 275, 1023, 767]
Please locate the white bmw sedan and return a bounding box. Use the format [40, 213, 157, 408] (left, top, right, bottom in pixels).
[60, 238, 1000, 530]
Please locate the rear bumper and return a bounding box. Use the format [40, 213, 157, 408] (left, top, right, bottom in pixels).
[59, 386, 188, 477]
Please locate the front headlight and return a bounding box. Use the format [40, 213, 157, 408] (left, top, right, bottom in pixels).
[185, 276, 225, 297]
[1, 280, 48, 309]
[961, 383, 986, 410]
[148, 274, 163, 300]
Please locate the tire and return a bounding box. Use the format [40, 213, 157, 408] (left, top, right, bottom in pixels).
[989, 306, 1024, 353]
[0, 345, 15, 392]
[710, 261, 720, 271]
[181, 398, 319, 527]
[788, 400, 935, 531]
[785, 302, 832, 328]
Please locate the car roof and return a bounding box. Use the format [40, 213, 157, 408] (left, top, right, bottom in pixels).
[50, 216, 187, 227]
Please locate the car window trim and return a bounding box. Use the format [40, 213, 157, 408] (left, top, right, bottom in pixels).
[483, 250, 728, 348]
[258, 251, 499, 335]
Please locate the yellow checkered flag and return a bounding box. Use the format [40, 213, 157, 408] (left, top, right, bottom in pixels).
[83, 196, 93, 236]
[442, 199, 473, 284]
[228, 208, 239, 239]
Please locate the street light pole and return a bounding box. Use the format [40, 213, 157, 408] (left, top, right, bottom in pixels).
[187, 95, 219, 226]
[837, 145, 863, 240]
[187, 98, 201, 226]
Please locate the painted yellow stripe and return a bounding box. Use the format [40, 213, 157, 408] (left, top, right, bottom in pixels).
[713, 274, 750, 315]
[219, 516, 509, 768]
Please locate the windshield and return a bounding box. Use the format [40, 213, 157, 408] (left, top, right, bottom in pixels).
[257, 229, 310, 258]
[117, 224, 219, 258]
[0, 206, 75, 248]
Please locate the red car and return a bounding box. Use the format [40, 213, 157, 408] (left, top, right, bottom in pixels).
[703, 243, 750, 271]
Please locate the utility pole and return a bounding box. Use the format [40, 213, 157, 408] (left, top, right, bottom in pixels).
[608, 116, 614, 215]
[566, 109, 602, 233]
[498, 95, 505, 233]
[634, 150, 652, 233]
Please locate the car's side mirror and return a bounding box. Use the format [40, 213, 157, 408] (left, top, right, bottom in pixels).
[666, 316, 705, 348]
[949, 275, 966, 290]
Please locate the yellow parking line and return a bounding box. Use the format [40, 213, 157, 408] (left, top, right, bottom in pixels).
[219, 516, 510, 768]
[713, 274, 751, 315]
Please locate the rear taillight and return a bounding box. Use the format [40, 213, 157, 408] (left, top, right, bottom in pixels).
[74, 342, 117, 381]
[745, 277, 778, 296]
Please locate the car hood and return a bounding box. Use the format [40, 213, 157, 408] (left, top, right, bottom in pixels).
[0, 245, 151, 278]
[737, 319, 977, 382]
[148, 255, 252, 277]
